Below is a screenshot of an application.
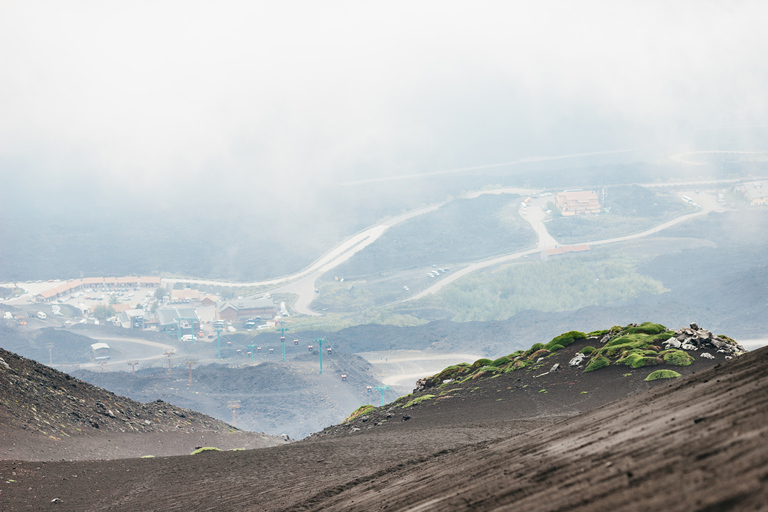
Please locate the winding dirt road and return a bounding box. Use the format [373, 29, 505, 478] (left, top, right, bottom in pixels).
[408, 190, 725, 301]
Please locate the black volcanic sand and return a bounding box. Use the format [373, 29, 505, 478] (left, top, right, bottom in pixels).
[1, 344, 766, 511]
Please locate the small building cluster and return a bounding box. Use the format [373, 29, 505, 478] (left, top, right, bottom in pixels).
[555, 190, 601, 216]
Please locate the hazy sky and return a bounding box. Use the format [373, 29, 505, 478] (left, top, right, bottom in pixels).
[1, 1, 767, 199]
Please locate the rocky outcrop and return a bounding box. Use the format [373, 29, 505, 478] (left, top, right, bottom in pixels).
[0, 347, 238, 439]
[663, 323, 745, 358]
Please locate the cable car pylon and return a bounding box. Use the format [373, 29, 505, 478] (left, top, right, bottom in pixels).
[374, 385, 390, 407]
[314, 338, 327, 374]
[277, 325, 289, 361]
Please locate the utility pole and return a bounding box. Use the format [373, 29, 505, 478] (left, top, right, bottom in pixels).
[374, 385, 390, 407]
[164, 349, 175, 374]
[185, 359, 196, 385]
[227, 400, 241, 427]
[277, 326, 289, 362]
[314, 338, 326, 374]
[246, 343, 256, 362]
[100, 361, 107, 372]
[127, 360, 139, 375]
[215, 328, 223, 360]
[46, 343, 54, 366]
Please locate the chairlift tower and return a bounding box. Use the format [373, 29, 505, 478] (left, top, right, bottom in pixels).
[215, 328, 223, 360]
[277, 326, 289, 361]
[374, 385, 390, 407]
[185, 359, 196, 385]
[127, 360, 139, 375]
[314, 338, 327, 374]
[246, 343, 257, 362]
[164, 349, 175, 374]
[227, 400, 241, 427]
[45, 343, 54, 366]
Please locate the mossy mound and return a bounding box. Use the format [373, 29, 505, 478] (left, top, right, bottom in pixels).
[470, 358, 493, 370]
[404, 395, 435, 408]
[662, 350, 694, 366]
[342, 404, 376, 424]
[545, 331, 587, 351]
[645, 370, 682, 381]
[190, 447, 222, 455]
[490, 356, 511, 367]
[524, 343, 546, 357]
[616, 352, 662, 369]
[527, 349, 551, 361]
[627, 322, 667, 335]
[585, 356, 610, 372]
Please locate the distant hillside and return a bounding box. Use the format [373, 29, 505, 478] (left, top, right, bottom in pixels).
[0, 347, 284, 460]
[0, 326, 101, 365]
[332, 194, 536, 278]
[72, 351, 396, 439]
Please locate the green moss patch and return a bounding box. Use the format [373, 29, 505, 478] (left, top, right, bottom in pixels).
[662, 350, 694, 366]
[190, 447, 222, 455]
[585, 356, 610, 372]
[470, 358, 493, 370]
[342, 404, 376, 424]
[626, 322, 666, 335]
[645, 370, 682, 381]
[524, 343, 546, 357]
[545, 331, 587, 351]
[527, 349, 551, 361]
[404, 395, 436, 408]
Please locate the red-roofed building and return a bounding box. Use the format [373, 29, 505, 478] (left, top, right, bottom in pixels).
[139, 276, 161, 287]
[555, 190, 601, 216]
[200, 294, 218, 306]
[81, 277, 104, 288]
[117, 276, 139, 288]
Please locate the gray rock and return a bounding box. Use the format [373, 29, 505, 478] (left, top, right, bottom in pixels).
[569, 354, 586, 367]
